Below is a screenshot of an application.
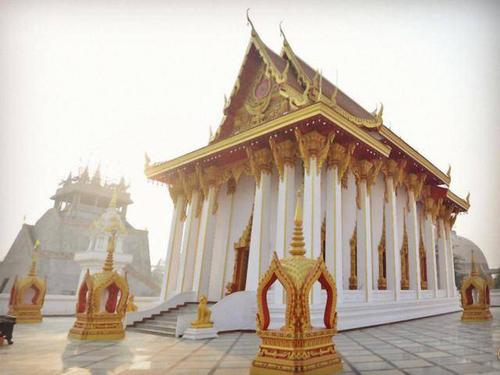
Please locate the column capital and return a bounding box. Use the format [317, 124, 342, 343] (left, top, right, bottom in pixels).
[178, 170, 199, 204]
[295, 129, 334, 174]
[404, 173, 427, 200]
[269, 138, 296, 180]
[327, 143, 356, 185]
[438, 204, 458, 229]
[382, 160, 407, 187]
[246, 147, 273, 185]
[196, 164, 222, 198]
[352, 159, 383, 191]
[421, 186, 443, 221]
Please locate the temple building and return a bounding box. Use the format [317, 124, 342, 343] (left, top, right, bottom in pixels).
[144, 21, 470, 329]
[0, 168, 159, 298]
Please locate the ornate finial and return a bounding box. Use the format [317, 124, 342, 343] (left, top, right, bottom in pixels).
[29, 240, 40, 277]
[470, 250, 479, 276]
[144, 152, 151, 168]
[289, 187, 306, 256]
[102, 231, 116, 272]
[279, 21, 289, 46]
[376, 102, 384, 121]
[446, 164, 451, 179]
[466, 192, 470, 205]
[246, 9, 256, 35]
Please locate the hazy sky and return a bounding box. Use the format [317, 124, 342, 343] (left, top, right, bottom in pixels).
[1, 1, 499, 267]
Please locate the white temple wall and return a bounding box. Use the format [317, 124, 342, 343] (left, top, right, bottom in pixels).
[370, 175, 385, 290]
[222, 175, 255, 295]
[341, 171, 356, 290]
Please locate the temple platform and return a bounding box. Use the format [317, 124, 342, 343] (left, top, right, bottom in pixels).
[1, 309, 498, 374]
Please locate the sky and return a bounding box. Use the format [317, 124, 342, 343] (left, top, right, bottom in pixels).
[1, 0, 499, 268]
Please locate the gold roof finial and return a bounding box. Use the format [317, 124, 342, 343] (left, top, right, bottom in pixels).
[446, 164, 452, 179]
[466, 192, 470, 206]
[29, 240, 40, 277]
[246, 9, 256, 36]
[144, 152, 151, 168]
[470, 250, 479, 276]
[279, 21, 289, 46]
[289, 187, 306, 256]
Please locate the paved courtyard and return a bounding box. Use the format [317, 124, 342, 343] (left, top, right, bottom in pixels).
[1, 308, 499, 375]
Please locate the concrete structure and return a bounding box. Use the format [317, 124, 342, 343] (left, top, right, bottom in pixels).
[0, 168, 159, 299]
[143, 23, 471, 331]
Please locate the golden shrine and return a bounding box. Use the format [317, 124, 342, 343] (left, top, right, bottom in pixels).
[8, 240, 47, 323]
[250, 190, 342, 375]
[460, 251, 492, 322]
[68, 205, 130, 340]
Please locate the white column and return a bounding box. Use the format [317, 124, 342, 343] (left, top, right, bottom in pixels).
[437, 218, 451, 295]
[161, 192, 186, 302]
[192, 185, 217, 298]
[407, 192, 422, 298]
[274, 163, 295, 304]
[246, 171, 272, 291]
[325, 164, 343, 302]
[357, 180, 373, 302]
[208, 187, 235, 301]
[424, 213, 438, 296]
[445, 222, 458, 296]
[177, 190, 201, 293]
[385, 176, 401, 301]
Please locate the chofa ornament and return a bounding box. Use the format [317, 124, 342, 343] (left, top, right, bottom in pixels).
[250, 189, 342, 375]
[8, 240, 47, 323]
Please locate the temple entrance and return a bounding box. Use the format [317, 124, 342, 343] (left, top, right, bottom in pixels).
[226, 213, 252, 295]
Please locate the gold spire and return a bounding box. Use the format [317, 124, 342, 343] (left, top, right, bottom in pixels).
[246, 8, 257, 36]
[29, 240, 40, 277]
[289, 188, 305, 256]
[470, 250, 479, 277]
[102, 232, 116, 272]
[109, 188, 118, 209]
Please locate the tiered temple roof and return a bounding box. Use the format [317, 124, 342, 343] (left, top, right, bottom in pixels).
[145, 21, 469, 214]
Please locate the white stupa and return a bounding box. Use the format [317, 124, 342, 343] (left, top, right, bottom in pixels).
[74, 189, 132, 286]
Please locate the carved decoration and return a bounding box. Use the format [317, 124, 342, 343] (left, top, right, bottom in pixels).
[400, 213, 410, 290]
[227, 212, 253, 295]
[352, 159, 383, 209]
[327, 143, 356, 188]
[382, 159, 407, 202]
[377, 206, 387, 290]
[269, 138, 296, 180]
[295, 129, 334, 175]
[405, 173, 427, 202]
[246, 147, 273, 185]
[349, 224, 357, 290]
[419, 222, 428, 290]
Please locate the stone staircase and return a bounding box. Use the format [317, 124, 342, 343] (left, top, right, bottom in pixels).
[127, 302, 209, 337]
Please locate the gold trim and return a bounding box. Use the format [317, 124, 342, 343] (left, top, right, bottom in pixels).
[446, 190, 470, 211]
[380, 126, 450, 186]
[146, 103, 391, 178]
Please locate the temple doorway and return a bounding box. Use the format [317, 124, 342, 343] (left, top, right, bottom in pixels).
[226, 213, 252, 295]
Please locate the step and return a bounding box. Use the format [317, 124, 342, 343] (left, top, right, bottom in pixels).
[144, 320, 177, 328]
[138, 323, 176, 332]
[127, 327, 175, 337]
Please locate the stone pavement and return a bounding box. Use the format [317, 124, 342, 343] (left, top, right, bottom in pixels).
[1, 308, 499, 375]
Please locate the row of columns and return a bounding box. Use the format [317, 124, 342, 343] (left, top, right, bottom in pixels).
[160, 129, 459, 304]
